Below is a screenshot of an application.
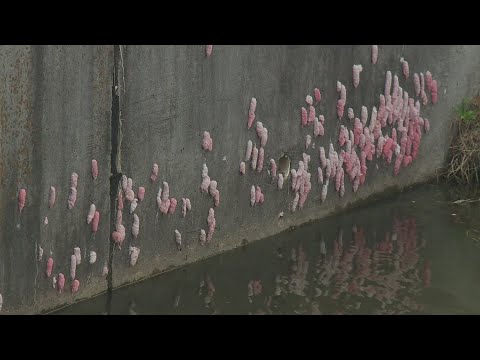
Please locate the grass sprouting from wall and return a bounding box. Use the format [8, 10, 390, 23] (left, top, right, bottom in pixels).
[444, 96, 480, 185]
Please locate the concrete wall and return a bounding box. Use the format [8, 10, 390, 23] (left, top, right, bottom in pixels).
[1, 45, 480, 314]
[112, 45, 480, 290]
[0, 46, 113, 314]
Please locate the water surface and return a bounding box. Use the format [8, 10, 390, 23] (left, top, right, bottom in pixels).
[52, 184, 480, 315]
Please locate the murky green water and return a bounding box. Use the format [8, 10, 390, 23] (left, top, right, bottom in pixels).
[52, 184, 480, 315]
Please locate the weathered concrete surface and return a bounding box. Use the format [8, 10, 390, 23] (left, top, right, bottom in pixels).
[2, 45, 480, 314]
[113, 45, 480, 289]
[0, 46, 113, 314]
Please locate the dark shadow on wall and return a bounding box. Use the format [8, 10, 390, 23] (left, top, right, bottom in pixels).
[106, 45, 123, 314]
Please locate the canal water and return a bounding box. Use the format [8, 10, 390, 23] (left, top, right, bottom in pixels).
[52, 183, 480, 315]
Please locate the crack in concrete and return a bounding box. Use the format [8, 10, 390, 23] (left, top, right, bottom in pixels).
[106, 45, 123, 314]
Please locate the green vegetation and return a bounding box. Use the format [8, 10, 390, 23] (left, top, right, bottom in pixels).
[444, 96, 480, 185]
[455, 99, 477, 123]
